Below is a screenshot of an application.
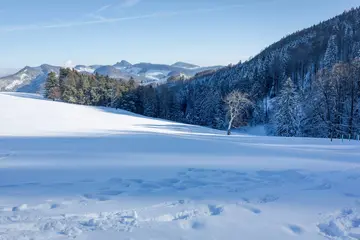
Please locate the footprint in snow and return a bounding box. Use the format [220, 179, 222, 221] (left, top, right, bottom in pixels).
[241, 205, 262, 214]
[258, 195, 279, 204]
[191, 220, 206, 230]
[50, 203, 63, 209]
[284, 224, 304, 235]
[208, 205, 224, 216]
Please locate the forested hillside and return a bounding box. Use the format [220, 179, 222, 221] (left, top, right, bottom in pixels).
[148, 7, 360, 138]
[46, 7, 360, 139]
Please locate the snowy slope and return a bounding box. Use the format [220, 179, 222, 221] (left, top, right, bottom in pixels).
[73, 65, 96, 74]
[1, 93, 360, 240]
[171, 62, 200, 69]
[0, 65, 60, 93]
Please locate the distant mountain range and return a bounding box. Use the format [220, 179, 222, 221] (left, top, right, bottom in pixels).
[0, 61, 222, 93]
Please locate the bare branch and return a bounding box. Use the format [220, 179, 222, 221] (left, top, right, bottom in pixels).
[224, 90, 253, 134]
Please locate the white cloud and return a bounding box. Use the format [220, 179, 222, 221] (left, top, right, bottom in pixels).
[64, 60, 74, 68]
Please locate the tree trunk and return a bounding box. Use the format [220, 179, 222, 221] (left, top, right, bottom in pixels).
[227, 117, 234, 135]
[349, 86, 355, 135]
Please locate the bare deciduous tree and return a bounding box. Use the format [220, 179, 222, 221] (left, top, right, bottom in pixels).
[224, 90, 253, 135]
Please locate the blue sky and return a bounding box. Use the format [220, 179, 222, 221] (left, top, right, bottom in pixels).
[0, 0, 359, 68]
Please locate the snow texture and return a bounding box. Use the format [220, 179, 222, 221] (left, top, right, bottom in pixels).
[0, 93, 360, 240]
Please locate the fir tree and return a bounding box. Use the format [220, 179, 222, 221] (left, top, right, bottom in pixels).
[44, 72, 60, 100]
[272, 78, 301, 137]
[323, 35, 339, 69]
[143, 86, 158, 117]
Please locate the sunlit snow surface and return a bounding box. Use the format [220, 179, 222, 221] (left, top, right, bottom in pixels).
[1, 93, 360, 240]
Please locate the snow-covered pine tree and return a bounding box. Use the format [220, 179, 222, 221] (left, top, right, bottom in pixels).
[323, 35, 339, 69]
[272, 78, 301, 137]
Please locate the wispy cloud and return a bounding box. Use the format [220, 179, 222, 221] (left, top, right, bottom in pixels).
[90, 1, 141, 21]
[0, 2, 272, 33]
[96, 4, 112, 13]
[95, 0, 141, 13]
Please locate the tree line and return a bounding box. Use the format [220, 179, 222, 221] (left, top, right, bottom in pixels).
[45, 68, 139, 110]
[45, 58, 360, 139]
[44, 8, 360, 139]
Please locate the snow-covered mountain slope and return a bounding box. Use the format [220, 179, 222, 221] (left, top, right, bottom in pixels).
[171, 61, 200, 69]
[113, 60, 132, 68]
[1, 93, 360, 240]
[128, 62, 221, 84]
[0, 61, 222, 92]
[0, 65, 60, 93]
[94, 65, 132, 80]
[74, 65, 96, 74]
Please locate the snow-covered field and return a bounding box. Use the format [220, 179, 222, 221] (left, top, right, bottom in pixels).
[1, 93, 360, 240]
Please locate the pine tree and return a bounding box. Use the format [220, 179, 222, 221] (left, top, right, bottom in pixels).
[143, 86, 158, 117]
[61, 70, 78, 104]
[323, 35, 339, 69]
[272, 78, 301, 137]
[59, 68, 71, 96]
[44, 72, 60, 100]
[77, 75, 90, 105]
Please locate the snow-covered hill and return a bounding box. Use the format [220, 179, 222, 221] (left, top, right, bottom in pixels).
[0, 93, 359, 240]
[0, 65, 60, 93]
[171, 61, 200, 69]
[0, 61, 222, 93]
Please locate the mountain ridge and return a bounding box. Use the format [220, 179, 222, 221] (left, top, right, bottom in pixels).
[0, 61, 222, 93]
